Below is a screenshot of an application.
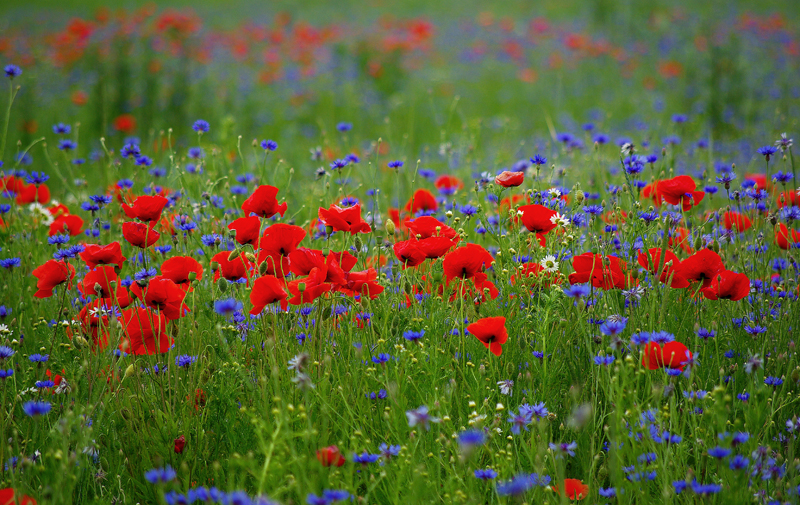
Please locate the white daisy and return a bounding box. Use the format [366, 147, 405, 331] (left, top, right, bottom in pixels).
[540, 255, 559, 273]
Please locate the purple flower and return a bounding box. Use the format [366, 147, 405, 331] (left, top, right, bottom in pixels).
[192, 120, 210, 133]
[406, 405, 439, 430]
[549, 441, 577, 457]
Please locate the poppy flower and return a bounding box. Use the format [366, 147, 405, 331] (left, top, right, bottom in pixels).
[130, 276, 189, 320]
[250, 274, 288, 313]
[406, 216, 458, 239]
[121, 195, 169, 222]
[256, 223, 307, 277]
[466, 316, 507, 356]
[777, 190, 799, 208]
[435, 174, 464, 193]
[641, 181, 663, 206]
[119, 307, 172, 355]
[417, 236, 458, 259]
[517, 204, 557, 245]
[15, 182, 50, 205]
[318, 204, 371, 235]
[174, 435, 186, 454]
[113, 113, 137, 133]
[656, 176, 705, 211]
[74, 299, 111, 350]
[32, 259, 76, 298]
[161, 256, 203, 288]
[775, 223, 800, 250]
[495, 170, 525, 187]
[723, 211, 753, 232]
[338, 268, 384, 299]
[288, 248, 327, 277]
[286, 269, 333, 305]
[79, 266, 132, 307]
[568, 252, 632, 290]
[404, 188, 438, 214]
[211, 251, 252, 282]
[701, 270, 750, 301]
[744, 173, 768, 190]
[674, 249, 724, 288]
[79, 242, 126, 269]
[637, 248, 688, 288]
[393, 240, 427, 268]
[49, 214, 83, 236]
[0, 488, 37, 505]
[316, 445, 346, 467]
[228, 216, 261, 246]
[241, 185, 288, 219]
[642, 341, 692, 371]
[122, 221, 160, 248]
[552, 479, 589, 500]
[442, 244, 494, 283]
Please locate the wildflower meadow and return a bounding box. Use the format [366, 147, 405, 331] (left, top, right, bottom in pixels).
[0, 1, 799, 504]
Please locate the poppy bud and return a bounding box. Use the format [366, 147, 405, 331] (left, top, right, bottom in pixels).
[228, 228, 237, 238]
[325, 225, 333, 236]
[218, 279, 228, 293]
[187, 272, 197, 281]
[93, 283, 103, 295]
[258, 262, 269, 275]
[298, 282, 306, 292]
[174, 435, 186, 454]
[228, 250, 240, 262]
[245, 252, 256, 263]
[385, 219, 396, 236]
[210, 261, 220, 272]
[124, 364, 136, 378]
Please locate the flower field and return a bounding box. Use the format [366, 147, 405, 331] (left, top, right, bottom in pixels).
[0, 2, 799, 504]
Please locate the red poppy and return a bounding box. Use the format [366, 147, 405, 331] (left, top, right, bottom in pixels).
[744, 173, 768, 190]
[122, 221, 160, 248]
[568, 252, 632, 290]
[775, 223, 800, 250]
[0, 488, 37, 505]
[122, 195, 169, 222]
[241, 185, 288, 219]
[32, 259, 76, 298]
[656, 176, 705, 211]
[318, 204, 372, 235]
[641, 181, 663, 206]
[494, 171, 525, 187]
[286, 269, 333, 305]
[637, 248, 688, 288]
[174, 435, 186, 454]
[49, 214, 83, 236]
[723, 211, 753, 232]
[674, 248, 725, 288]
[161, 256, 203, 288]
[119, 307, 173, 355]
[442, 243, 494, 283]
[0, 176, 22, 194]
[130, 276, 189, 320]
[256, 223, 307, 277]
[517, 204, 557, 245]
[404, 188, 438, 214]
[701, 270, 750, 301]
[777, 190, 799, 208]
[113, 113, 137, 133]
[642, 341, 692, 371]
[316, 445, 346, 467]
[79, 265, 132, 307]
[16, 182, 51, 205]
[393, 240, 427, 268]
[74, 299, 111, 350]
[466, 316, 507, 356]
[406, 216, 458, 239]
[79, 242, 126, 269]
[553, 479, 589, 500]
[288, 248, 327, 277]
[509, 262, 560, 288]
[417, 236, 458, 258]
[211, 251, 252, 282]
[228, 216, 261, 246]
[338, 268, 384, 299]
[435, 174, 464, 193]
[250, 274, 288, 313]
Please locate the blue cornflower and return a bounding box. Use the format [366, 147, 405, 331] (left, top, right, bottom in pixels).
[457, 429, 486, 449]
[81, 202, 100, 212]
[549, 441, 577, 457]
[135, 155, 153, 167]
[0, 346, 15, 359]
[187, 147, 204, 159]
[764, 376, 783, 387]
[0, 204, 10, 214]
[406, 405, 439, 430]
[35, 380, 55, 389]
[690, 481, 721, 495]
[330, 159, 348, 170]
[154, 245, 173, 255]
[135, 267, 158, 281]
[52, 123, 71, 134]
[371, 353, 391, 365]
[599, 318, 626, 336]
[149, 167, 167, 178]
[729, 455, 749, 470]
[744, 325, 767, 336]
[630, 332, 650, 346]
[176, 355, 198, 368]
[22, 401, 51, 417]
[459, 204, 478, 216]
[387, 160, 403, 169]
[192, 120, 210, 133]
[593, 355, 615, 366]
[737, 392, 750, 401]
[0, 306, 9, 318]
[474, 469, 498, 480]
[671, 114, 688, 123]
[598, 487, 616, 497]
[120, 143, 140, 158]
[582, 204, 604, 216]
[593, 133, 610, 144]
[58, 139, 77, 151]
[345, 153, 359, 164]
[496, 474, 533, 496]
[336, 122, 352, 132]
[773, 170, 793, 184]
[352, 452, 380, 465]
[530, 154, 547, 165]
[0, 369, 13, 379]
[4, 65, 22, 79]
[378, 443, 400, 459]
[403, 330, 424, 342]
[340, 196, 359, 207]
[757, 146, 778, 160]
[214, 298, 243, 316]
[708, 446, 731, 459]
[89, 194, 113, 206]
[261, 139, 278, 151]
[508, 407, 533, 435]
[25, 171, 49, 185]
[638, 210, 659, 223]
[0, 258, 21, 269]
[322, 489, 351, 502]
[562, 284, 590, 299]
[144, 465, 177, 484]
[697, 328, 716, 339]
